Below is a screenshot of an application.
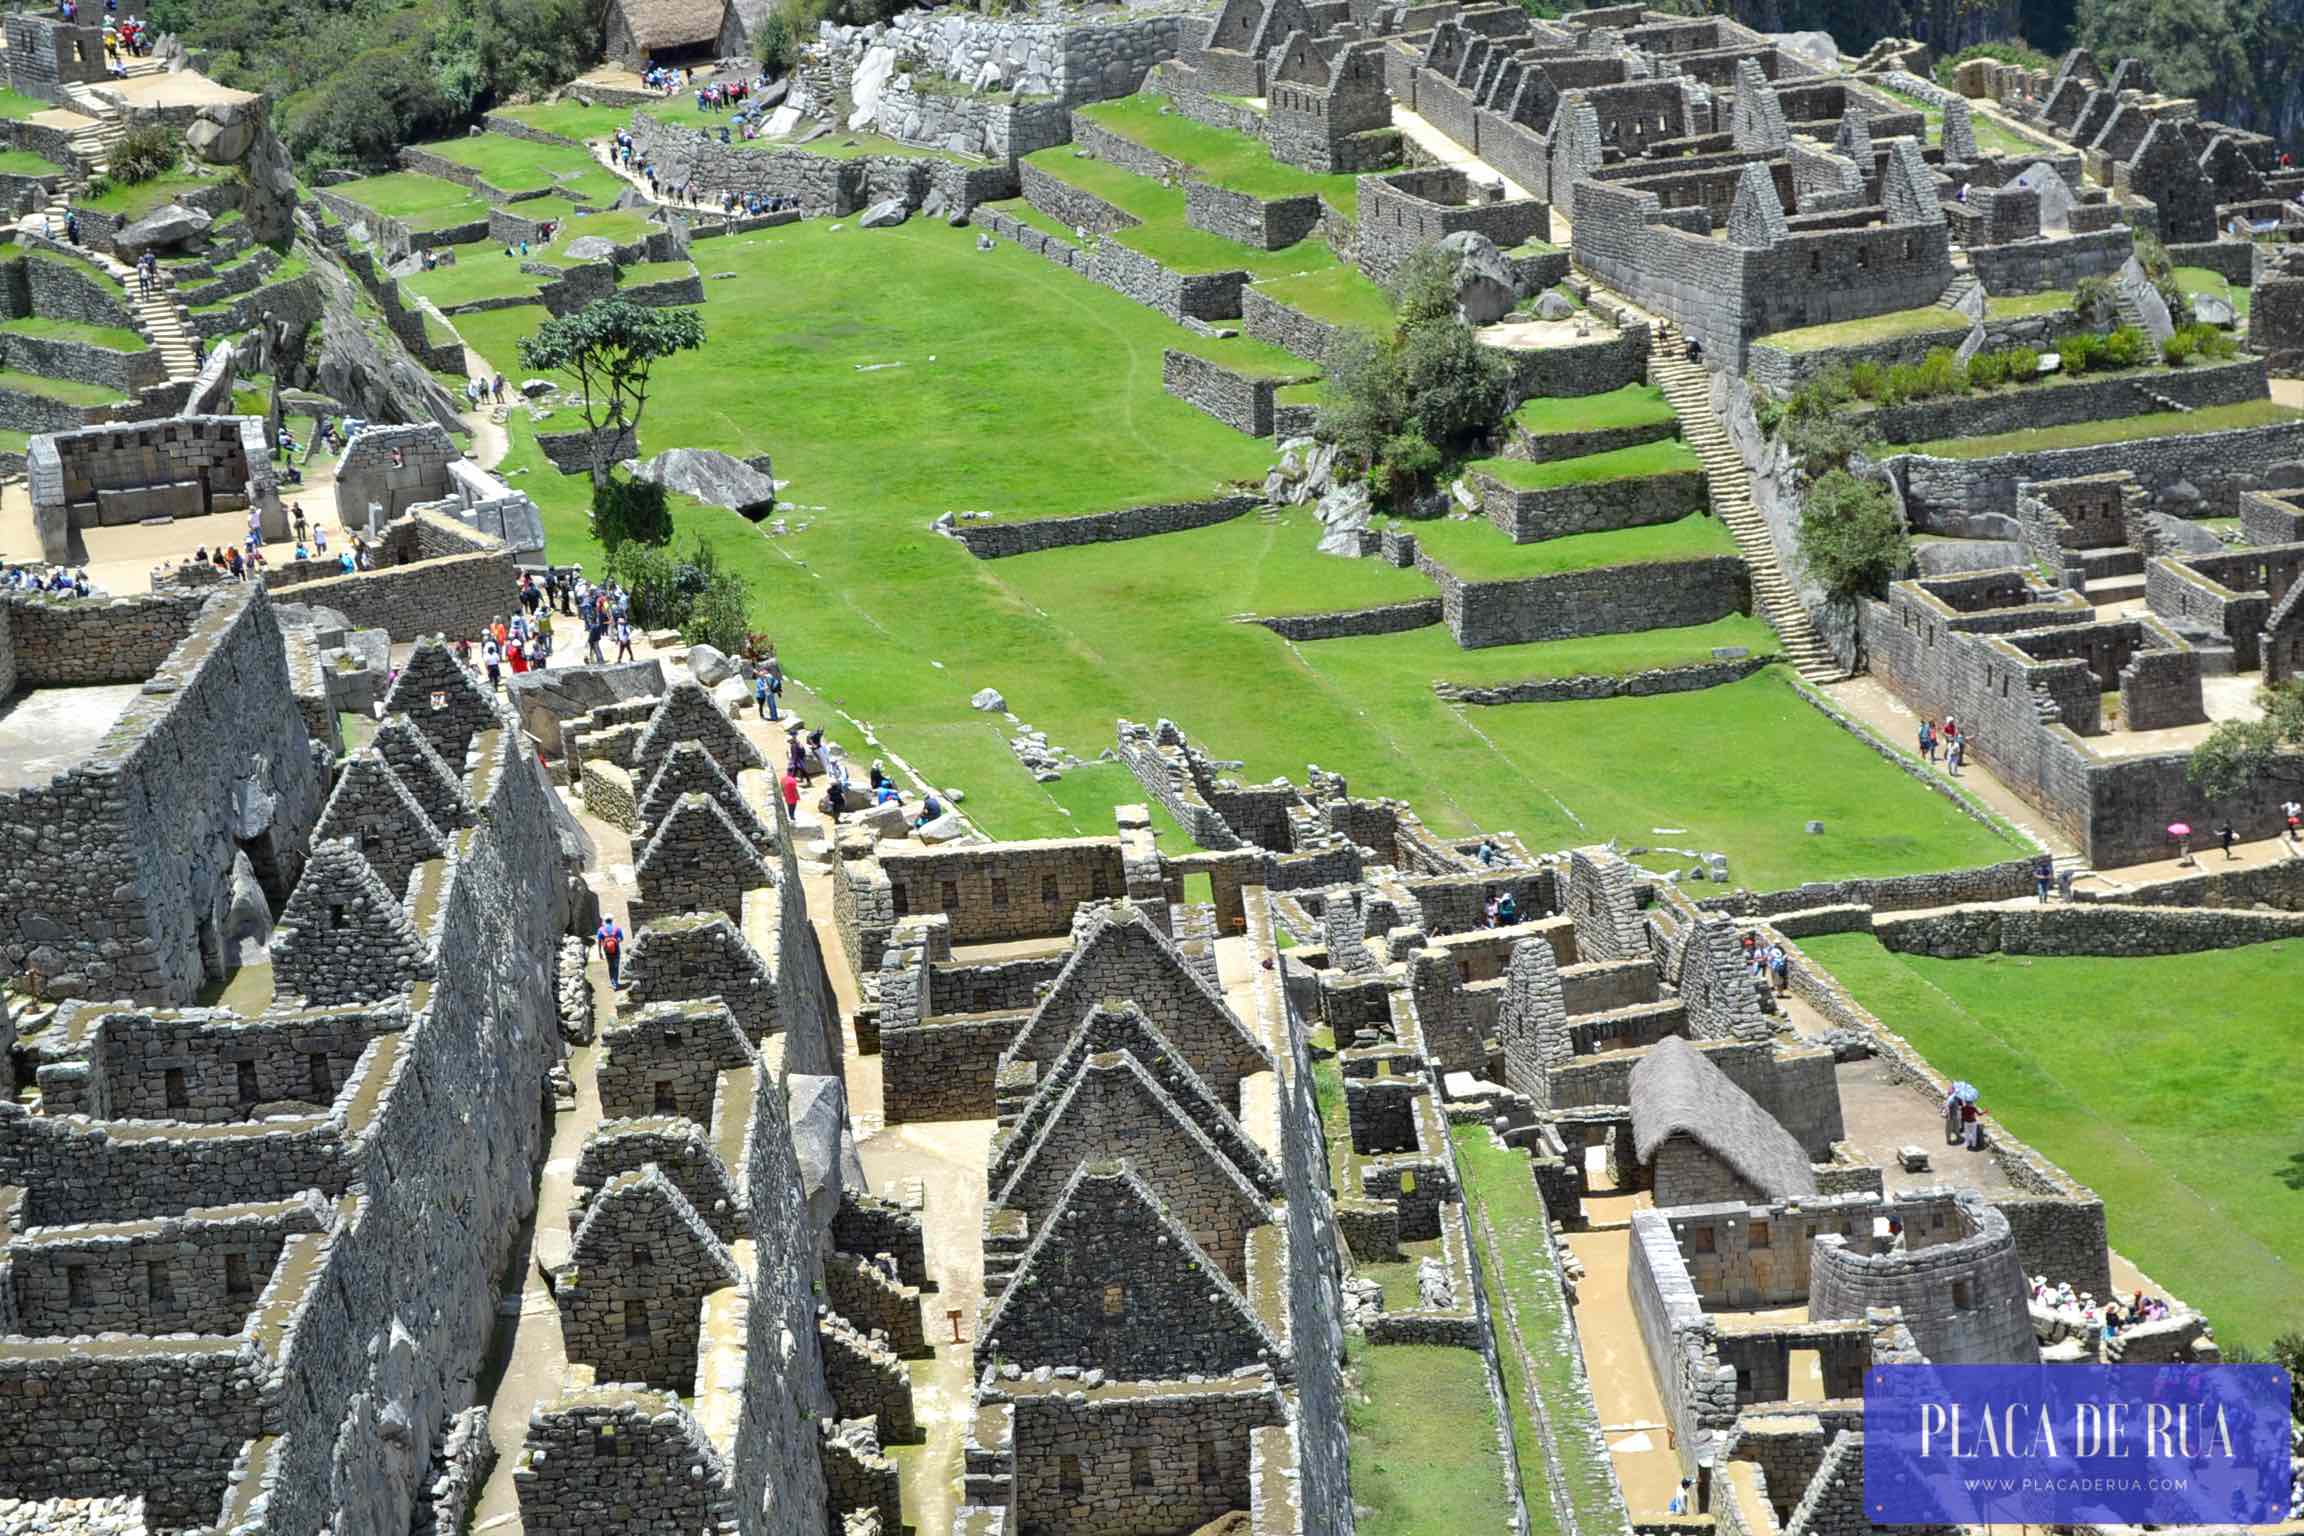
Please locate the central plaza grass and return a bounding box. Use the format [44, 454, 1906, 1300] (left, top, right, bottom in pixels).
[2175, 264, 2251, 321]
[463, 217, 2014, 887]
[1797, 934, 2304, 1346]
[1512, 382, 1675, 436]
[1405, 506, 1736, 581]
[490, 101, 630, 144]
[1907, 398, 2304, 458]
[1075, 93, 1364, 218]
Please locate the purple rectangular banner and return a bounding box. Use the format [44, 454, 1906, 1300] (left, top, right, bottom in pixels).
[1865, 1363, 2292, 1526]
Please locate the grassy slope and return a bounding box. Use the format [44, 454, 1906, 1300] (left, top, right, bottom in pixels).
[414, 133, 624, 205]
[0, 367, 126, 404]
[1077, 92, 1364, 217]
[491, 101, 630, 143]
[1513, 382, 1676, 435]
[1350, 1341, 1517, 1536]
[79, 170, 222, 220]
[1472, 438, 1702, 489]
[1253, 262, 1396, 334]
[330, 171, 490, 229]
[1909, 398, 2303, 458]
[1799, 934, 2304, 1346]
[2, 315, 146, 352]
[2175, 265, 2252, 321]
[1022, 148, 1342, 281]
[1406, 507, 1736, 580]
[466, 217, 2012, 885]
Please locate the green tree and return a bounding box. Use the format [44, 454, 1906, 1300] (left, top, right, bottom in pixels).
[517, 298, 706, 517]
[2077, 0, 2257, 106]
[756, 11, 798, 73]
[2188, 680, 2304, 800]
[1795, 469, 1912, 600]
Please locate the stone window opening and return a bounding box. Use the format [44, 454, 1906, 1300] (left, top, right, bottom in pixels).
[1040, 875, 1059, 904]
[1131, 1448, 1153, 1490]
[632, 1245, 654, 1269]
[225, 1251, 253, 1297]
[1749, 1221, 1771, 1249]
[148, 1260, 175, 1304]
[655, 1080, 679, 1114]
[1102, 1282, 1126, 1317]
[1903, 235, 1916, 260]
[1690, 1224, 1716, 1253]
[329, 903, 349, 930]
[1059, 1454, 1084, 1496]
[65, 1264, 90, 1309]
[236, 1059, 260, 1105]
[1951, 1278, 1974, 1310]
[1809, 250, 1822, 274]
[1198, 1440, 1222, 1487]
[309, 1054, 333, 1101]
[891, 884, 909, 919]
[1855, 245, 1870, 270]
[594, 1429, 617, 1459]
[940, 881, 960, 911]
[663, 1029, 684, 1047]
[626, 1297, 651, 1340]
[990, 878, 1009, 909]
[164, 1067, 190, 1111]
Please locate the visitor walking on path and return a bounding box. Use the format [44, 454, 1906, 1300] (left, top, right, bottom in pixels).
[2218, 821, 2237, 859]
[781, 769, 800, 821]
[1918, 719, 1936, 763]
[2286, 799, 2303, 843]
[613, 619, 633, 662]
[596, 917, 625, 987]
[482, 634, 502, 689]
[1946, 734, 1965, 776]
[2034, 854, 2054, 901]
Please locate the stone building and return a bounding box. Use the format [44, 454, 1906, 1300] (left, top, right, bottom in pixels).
[603, 0, 743, 72]
[1631, 1036, 1821, 1206]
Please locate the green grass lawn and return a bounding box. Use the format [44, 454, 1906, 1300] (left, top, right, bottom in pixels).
[79, 170, 221, 220]
[0, 87, 51, 122]
[1406, 506, 1733, 580]
[1253, 263, 1396, 335]
[330, 171, 490, 231]
[28, 247, 125, 296]
[459, 218, 2014, 886]
[0, 148, 62, 178]
[1, 314, 146, 352]
[1022, 148, 1342, 281]
[414, 133, 625, 206]
[1076, 92, 1365, 218]
[1317, 615, 1780, 690]
[491, 101, 631, 144]
[979, 195, 1081, 247]
[1983, 288, 2073, 318]
[1763, 305, 1970, 352]
[1455, 1125, 1622, 1535]
[1513, 382, 1676, 436]
[620, 259, 699, 285]
[0, 366, 126, 405]
[1798, 934, 2304, 1347]
[1472, 438, 1701, 490]
[1349, 1342, 1516, 1536]
[400, 254, 548, 309]
[1906, 399, 2303, 458]
[2174, 264, 2251, 322]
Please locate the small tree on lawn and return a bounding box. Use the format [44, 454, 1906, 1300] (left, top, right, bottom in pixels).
[2189, 680, 2304, 800]
[517, 298, 705, 545]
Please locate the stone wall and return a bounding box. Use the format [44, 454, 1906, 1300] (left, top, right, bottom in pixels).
[6, 1193, 327, 1337]
[1421, 549, 1750, 648]
[1963, 225, 2132, 294]
[1873, 901, 2304, 958]
[999, 1382, 1281, 1535]
[1888, 416, 2304, 522]
[946, 495, 1259, 558]
[1808, 1193, 2038, 1365]
[1494, 324, 1651, 401]
[0, 586, 326, 1005]
[1161, 348, 1310, 437]
[1476, 464, 1708, 543]
[623, 110, 1014, 216]
[0, 326, 161, 392]
[269, 512, 514, 643]
[1436, 654, 1774, 704]
[1253, 598, 1445, 640]
[1863, 358, 2268, 447]
[1239, 285, 1363, 366]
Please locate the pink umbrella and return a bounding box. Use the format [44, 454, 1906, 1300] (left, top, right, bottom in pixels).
[2167, 822, 2192, 838]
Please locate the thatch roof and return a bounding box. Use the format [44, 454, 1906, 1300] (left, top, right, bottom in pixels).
[1631, 1036, 1818, 1200]
[615, 0, 728, 51]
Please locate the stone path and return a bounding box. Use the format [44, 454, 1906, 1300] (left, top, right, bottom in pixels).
[1648, 328, 1843, 683]
[1388, 105, 1534, 200]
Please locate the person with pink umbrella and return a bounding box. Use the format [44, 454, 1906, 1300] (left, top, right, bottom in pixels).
[2168, 821, 2192, 866]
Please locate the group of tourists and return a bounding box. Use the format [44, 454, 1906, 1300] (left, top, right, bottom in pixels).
[1, 563, 89, 596]
[690, 78, 760, 112]
[1915, 715, 1970, 774]
[458, 569, 644, 686]
[2031, 1274, 2173, 1342]
[1480, 889, 1521, 927]
[1942, 1084, 1986, 1151]
[1738, 931, 1791, 994]
[465, 375, 509, 408]
[721, 189, 802, 217]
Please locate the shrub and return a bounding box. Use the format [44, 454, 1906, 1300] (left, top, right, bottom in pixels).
[591, 473, 674, 549]
[2133, 229, 2172, 281]
[2159, 326, 2196, 365]
[1845, 360, 1885, 401]
[108, 122, 183, 186]
[1933, 39, 2054, 87]
[605, 535, 751, 650]
[1966, 350, 2011, 389]
[754, 10, 796, 73]
[2098, 326, 2149, 368]
[1782, 413, 1881, 479]
[2056, 331, 2101, 372]
[2073, 276, 2116, 326]
[1912, 347, 1967, 400]
[2167, 321, 2237, 361]
[1797, 468, 1912, 601]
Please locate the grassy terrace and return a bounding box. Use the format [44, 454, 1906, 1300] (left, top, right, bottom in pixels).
[1405, 506, 1735, 580]
[1762, 305, 1969, 351]
[0, 366, 126, 405]
[79, 171, 222, 220]
[0, 87, 51, 122]
[1253, 262, 1395, 334]
[620, 259, 698, 286]
[1333, 615, 1782, 691]
[1906, 398, 2304, 458]
[2, 315, 146, 352]
[1870, 81, 2059, 160]
[465, 217, 2021, 885]
[26, 247, 125, 295]
[1799, 935, 2304, 1346]
[329, 171, 490, 231]
[491, 101, 631, 143]
[1350, 1341, 1517, 1536]
[0, 148, 61, 178]
[1982, 287, 2073, 318]
[414, 134, 625, 206]
[1076, 93, 1364, 218]
[1455, 1125, 1622, 1536]
[1472, 438, 1701, 489]
[1022, 148, 1342, 281]
[1512, 382, 1676, 436]
[2175, 264, 2251, 321]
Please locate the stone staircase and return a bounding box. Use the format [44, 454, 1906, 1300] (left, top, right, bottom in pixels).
[1934, 270, 1984, 316]
[1650, 327, 1845, 684]
[17, 210, 203, 382]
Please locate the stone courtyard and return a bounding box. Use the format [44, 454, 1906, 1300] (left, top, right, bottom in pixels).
[0, 0, 2301, 1533]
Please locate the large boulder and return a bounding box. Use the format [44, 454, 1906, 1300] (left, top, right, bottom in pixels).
[563, 234, 619, 263]
[687, 644, 737, 687]
[2191, 292, 2237, 327]
[2146, 511, 2225, 555]
[223, 849, 272, 965]
[115, 202, 213, 254]
[970, 686, 1006, 712]
[621, 447, 778, 517]
[1437, 230, 1516, 325]
[1534, 289, 1576, 321]
[1314, 479, 1373, 557]
[859, 198, 908, 229]
[185, 105, 254, 165]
